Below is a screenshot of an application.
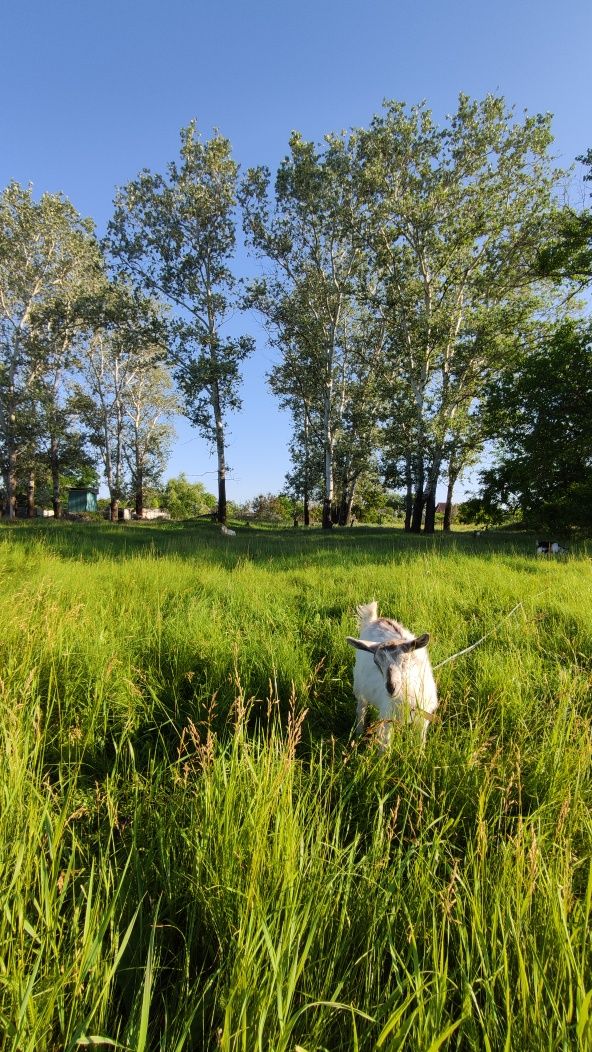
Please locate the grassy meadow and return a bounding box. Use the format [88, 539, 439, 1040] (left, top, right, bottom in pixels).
[0, 519, 591, 1051]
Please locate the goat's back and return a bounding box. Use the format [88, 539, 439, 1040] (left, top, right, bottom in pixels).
[356, 602, 413, 645]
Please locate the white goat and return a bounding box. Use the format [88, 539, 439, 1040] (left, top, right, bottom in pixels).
[220, 524, 236, 536]
[346, 601, 438, 746]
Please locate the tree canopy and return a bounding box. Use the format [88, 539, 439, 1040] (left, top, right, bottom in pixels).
[479, 320, 592, 529]
[107, 123, 253, 524]
[1, 109, 590, 532]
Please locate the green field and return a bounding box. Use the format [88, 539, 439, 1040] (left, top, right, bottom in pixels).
[1, 520, 591, 1051]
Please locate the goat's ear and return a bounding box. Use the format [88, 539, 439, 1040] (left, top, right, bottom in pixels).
[345, 636, 380, 653]
[408, 632, 430, 651]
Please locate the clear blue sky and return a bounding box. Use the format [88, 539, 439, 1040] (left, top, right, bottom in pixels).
[2, 0, 591, 502]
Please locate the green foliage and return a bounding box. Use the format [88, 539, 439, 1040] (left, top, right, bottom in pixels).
[351, 478, 404, 523]
[242, 97, 564, 533]
[538, 206, 592, 289]
[456, 497, 512, 528]
[107, 123, 254, 522]
[250, 491, 295, 522]
[480, 320, 592, 529]
[358, 94, 563, 532]
[538, 148, 592, 291]
[161, 473, 217, 519]
[0, 521, 590, 1049]
[0, 181, 101, 515]
[241, 130, 379, 529]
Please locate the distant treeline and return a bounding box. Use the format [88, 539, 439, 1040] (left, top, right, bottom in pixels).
[1, 103, 590, 528]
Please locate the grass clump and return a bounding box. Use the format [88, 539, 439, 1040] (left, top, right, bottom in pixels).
[0, 520, 590, 1050]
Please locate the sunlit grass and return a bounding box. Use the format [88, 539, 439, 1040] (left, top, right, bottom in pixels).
[0, 520, 590, 1049]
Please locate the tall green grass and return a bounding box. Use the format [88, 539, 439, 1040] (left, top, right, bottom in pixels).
[0, 520, 590, 1050]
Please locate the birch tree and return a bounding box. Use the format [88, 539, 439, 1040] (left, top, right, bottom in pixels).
[106, 123, 252, 525]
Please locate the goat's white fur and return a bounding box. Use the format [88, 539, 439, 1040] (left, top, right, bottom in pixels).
[346, 601, 438, 746]
[220, 524, 236, 536]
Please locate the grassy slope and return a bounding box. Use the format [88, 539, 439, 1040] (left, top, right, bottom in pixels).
[0, 520, 590, 1051]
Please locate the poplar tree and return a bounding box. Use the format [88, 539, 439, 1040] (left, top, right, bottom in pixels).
[107, 123, 252, 525]
[0, 182, 99, 517]
[241, 132, 368, 528]
[71, 281, 168, 521]
[124, 361, 178, 518]
[358, 96, 562, 531]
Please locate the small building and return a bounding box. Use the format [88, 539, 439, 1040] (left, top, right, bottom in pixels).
[67, 487, 99, 514]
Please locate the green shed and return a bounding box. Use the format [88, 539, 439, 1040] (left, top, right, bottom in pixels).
[67, 487, 99, 514]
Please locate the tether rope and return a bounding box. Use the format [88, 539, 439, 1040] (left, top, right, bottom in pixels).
[432, 588, 552, 672]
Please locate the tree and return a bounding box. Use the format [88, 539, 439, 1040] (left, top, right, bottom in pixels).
[537, 148, 592, 295]
[250, 492, 294, 523]
[0, 182, 99, 517]
[281, 395, 322, 526]
[357, 95, 562, 532]
[241, 132, 378, 528]
[161, 474, 216, 519]
[478, 320, 592, 529]
[456, 497, 509, 527]
[123, 360, 178, 518]
[538, 206, 592, 291]
[440, 407, 485, 531]
[106, 123, 253, 525]
[72, 281, 168, 520]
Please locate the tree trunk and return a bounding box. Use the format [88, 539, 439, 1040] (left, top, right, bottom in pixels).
[321, 459, 334, 527]
[424, 490, 437, 534]
[5, 363, 17, 519]
[6, 447, 17, 520]
[213, 386, 227, 525]
[411, 490, 424, 532]
[217, 473, 227, 526]
[338, 475, 357, 527]
[110, 498, 119, 522]
[404, 456, 413, 532]
[302, 411, 310, 526]
[345, 489, 356, 526]
[337, 481, 349, 526]
[50, 435, 61, 518]
[321, 386, 334, 529]
[322, 497, 333, 530]
[135, 487, 144, 519]
[443, 474, 456, 532]
[27, 472, 35, 518]
[410, 459, 425, 533]
[423, 454, 443, 534]
[135, 456, 144, 519]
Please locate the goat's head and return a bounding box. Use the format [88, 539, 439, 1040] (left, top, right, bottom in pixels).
[346, 634, 430, 697]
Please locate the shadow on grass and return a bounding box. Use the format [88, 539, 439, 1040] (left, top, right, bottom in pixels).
[0, 517, 542, 566]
